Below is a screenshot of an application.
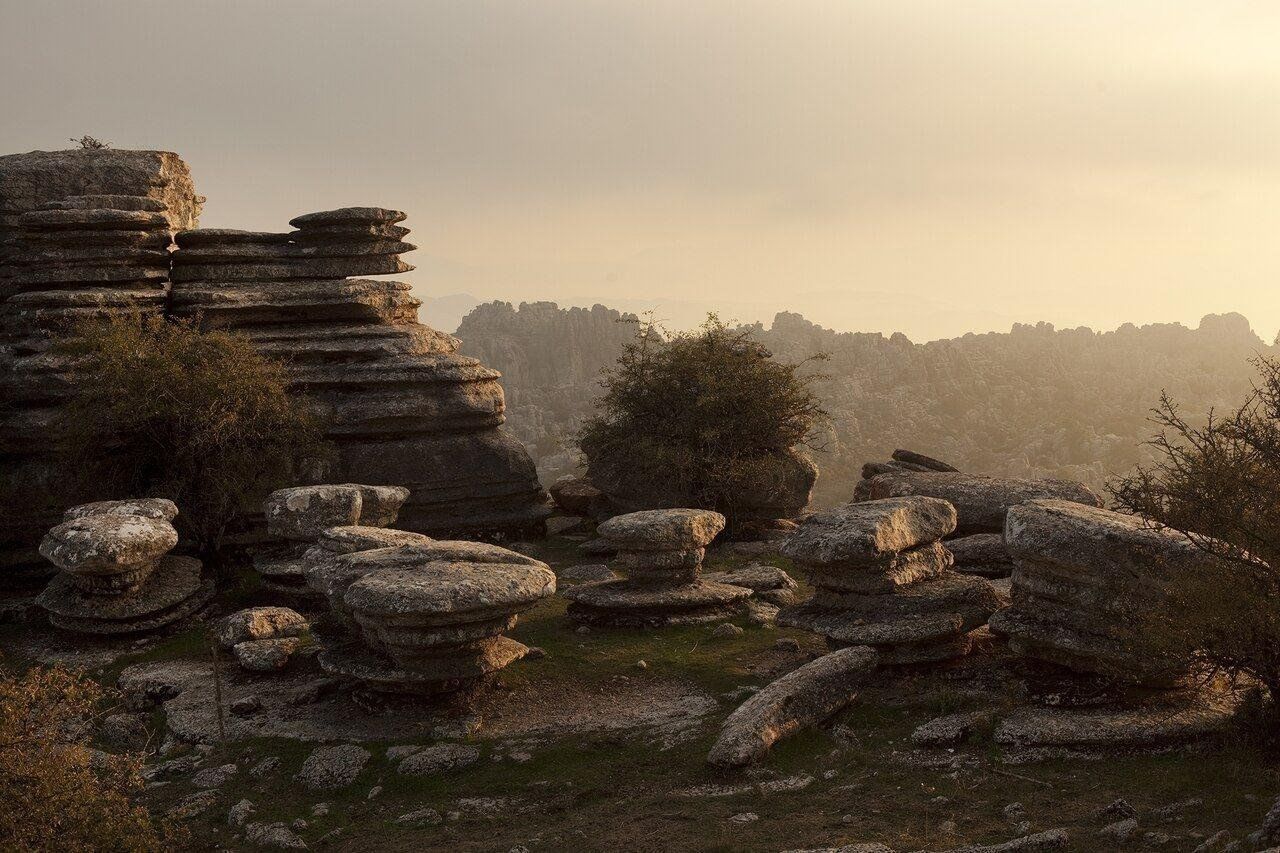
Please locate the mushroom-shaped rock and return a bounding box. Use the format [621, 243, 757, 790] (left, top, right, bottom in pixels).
[597, 509, 726, 551]
[305, 541, 547, 627]
[40, 514, 178, 592]
[782, 497, 957, 567]
[63, 498, 178, 523]
[707, 646, 879, 768]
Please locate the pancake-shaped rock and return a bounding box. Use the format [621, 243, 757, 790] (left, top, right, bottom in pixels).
[40, 194, 167, 212]
[174, 228, 292, 247]
[313, 525, 432, 555]
[289, 207, 407, 228]
[288, 223, 410, 242]
[563, 578, 753, 627]
[38, 555, 211, 634]
[782, 497, 957, 567]
[18, 208, 171, 231]
[318, 637, 530, 695]
[596, 509, 726, 552]
[171, 255, 413, 283]
[804, 540, 953, 594]
[170, 279, 418, 327]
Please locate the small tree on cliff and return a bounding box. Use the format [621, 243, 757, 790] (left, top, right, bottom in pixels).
[1110, 356, 1280, 707]
[57, 315, 329, 565]
[578, 314, 828, 523]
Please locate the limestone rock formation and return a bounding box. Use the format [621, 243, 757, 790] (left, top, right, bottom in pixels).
[707, 645, 878, 768]
[255, 483, 410, 601]
[35, 498, 212, 634]
[947, 533, 1016, 578]
[0, 149, 201, 583]
[168, 208, 548, 538]
[563, 509, 754, 626]
[779, 498, 1001, 663]
[987, 499, 1246, 749]
[857, 470, 1102, 535]
[314, 542, 556, 695]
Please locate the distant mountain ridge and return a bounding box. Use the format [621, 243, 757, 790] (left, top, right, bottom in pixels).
[456, 301, 1272, 506]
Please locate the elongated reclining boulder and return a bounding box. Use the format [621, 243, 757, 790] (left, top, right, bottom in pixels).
[707, 645, 878, 768]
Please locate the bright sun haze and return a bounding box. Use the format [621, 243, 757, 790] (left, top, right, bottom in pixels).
[2, 0, 1277, 340]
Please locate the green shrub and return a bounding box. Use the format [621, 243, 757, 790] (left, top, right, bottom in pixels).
[578, 314, 828, 522]
[56, 315, 329, 564]
[1110, 356, 1280, 704]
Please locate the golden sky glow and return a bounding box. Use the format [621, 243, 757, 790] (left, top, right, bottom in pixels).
[3, 1, 1278, 339]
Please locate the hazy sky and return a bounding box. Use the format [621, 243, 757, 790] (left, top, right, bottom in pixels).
[3, 1, 1278, 340]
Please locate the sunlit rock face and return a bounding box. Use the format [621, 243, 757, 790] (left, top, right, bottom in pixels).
[170, 207, 550, 540]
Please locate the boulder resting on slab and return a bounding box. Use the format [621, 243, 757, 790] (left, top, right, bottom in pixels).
[707, 645, 878, 768]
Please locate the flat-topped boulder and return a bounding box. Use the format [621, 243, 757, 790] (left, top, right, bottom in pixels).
[264, 484, 408, 541]
[38, 554, 212, 635]
[218, 606, 310, 647]
[861, 471, 1102, 535]
[782, 497, 957, 566]
[705, 563, 798, 606]
[312, 525, 432, 555]
[991, 499, 1220, 682]
[63, 497, 177, 522]
[40, 513, 178, 592]
[563, 578, 753, 627]
[597, 508, 726, 551]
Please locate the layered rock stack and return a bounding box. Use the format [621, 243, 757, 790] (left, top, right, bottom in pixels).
[169, 208, 549, 539]
[256, 483, 411, 602]
[854, 451, 1102, 579]
[0, 149, 201, 582]
[563, 509, 754, 626]
[311, 540, 555, 695]
[778, 497, 1002, 664]
[988, 500, 1245, 748]
[35, 498, 212, 634]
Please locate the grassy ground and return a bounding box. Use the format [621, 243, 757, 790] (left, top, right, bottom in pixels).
[13, 535, 1280, 851]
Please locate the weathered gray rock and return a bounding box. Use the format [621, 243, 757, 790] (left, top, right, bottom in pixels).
[39, 513, 178, 591]
[264, 486, 364, 541]
[62, 498, 178, 522]
[564, 578, 754, 627]
[549, 475, 605, 517]
[557, 563, 617, 584]
[707, 562, 798, 605]
[891, 449, 959, 472]
[862, 471, 1102, 535]
[597, 508, 726, 551]
[244, 821, 308, 849]
[38, 555, 212, 635]
[289, 207, 406, 228]
[782, 498, 957, 566]
[234, 638, 303, 673]
[707, 646, 878, 768]
[295, 743, 370, 790]
[396, 743, 480, 776]
[219, 607, 309, 648]
[992, 499, 1223, 681]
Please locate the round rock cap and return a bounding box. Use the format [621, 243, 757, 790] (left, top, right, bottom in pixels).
[597, 509, 727, 551]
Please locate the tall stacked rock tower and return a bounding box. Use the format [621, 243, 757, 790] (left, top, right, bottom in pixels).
[0, 150, 201, 580]
[170, 207, 549, 538]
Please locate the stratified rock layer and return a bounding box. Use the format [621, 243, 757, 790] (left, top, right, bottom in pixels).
[779, 497, 1001, 664]
[564, 508, 754, 626]
[170, 208, 547, 538]
[0, 149, 202, 582]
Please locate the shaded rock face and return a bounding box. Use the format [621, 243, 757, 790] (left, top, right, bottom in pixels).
[564, 508, 754, 627]
[990, 499, 1217, 683]
[170, 208, 549, 539]
[0, 149, 201, 583]
[779, 497, 1001, 664]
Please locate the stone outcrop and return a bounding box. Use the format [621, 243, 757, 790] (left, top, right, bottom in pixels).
[170, 208, 549, 539]
[779, 498, 1002, 664]
[856, 469, 1102, 535]
[0, 149, 201, 583]
[218, 606, 310, 673]
[255, 484, 410, 602]
[707, 645, 878, 768]
[35, 498, 212, 634]
[988, 499, 1246, 749]
[562, 509, 754, 626]
[947, 533, 1015, 578]
[313, 541, 555, 695]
